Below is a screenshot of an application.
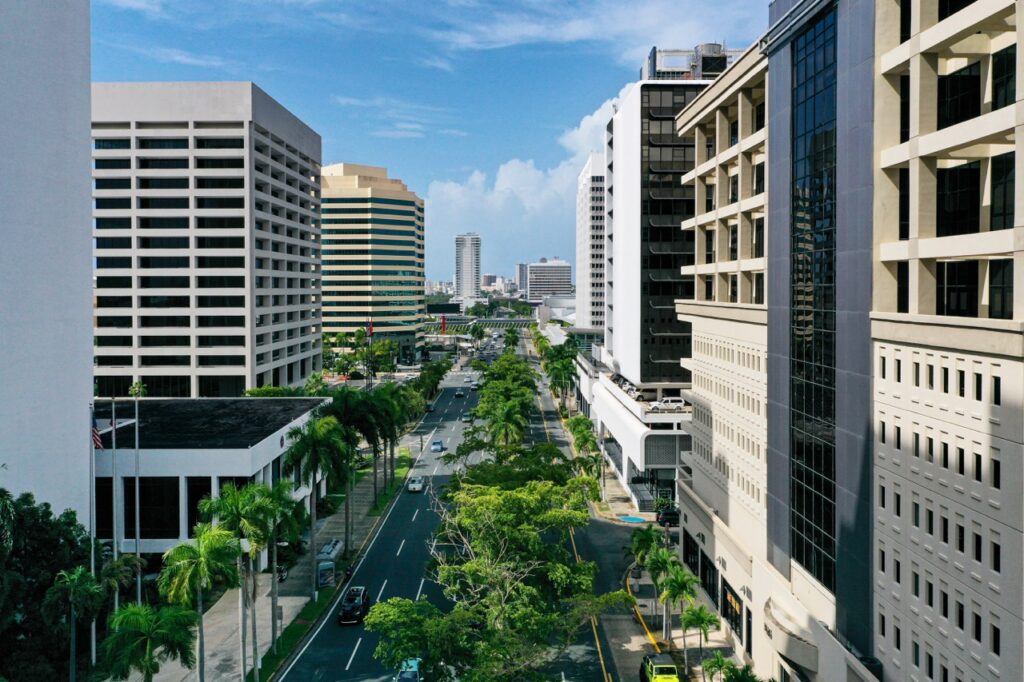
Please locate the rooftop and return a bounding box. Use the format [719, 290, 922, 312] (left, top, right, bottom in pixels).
[95, 398, 326, 450]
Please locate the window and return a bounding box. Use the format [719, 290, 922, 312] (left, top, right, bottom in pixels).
[899, 77, 910, 144]
[895, 426, 902, 450]
[991, 541, 1001, 573]
[941, 516, 949, 543]
[196, 137, 244, 149]
[96, 158, 130, 169]
[895, 559, 902, 583]
[939, 0, 977, 21]
[728, 225, 738, 260]
[941, 591, 949, 618]
[895, 492, 902, 517]
[992, 376, 1002, 405]
[754, 163, 765, 194]
[913, 363, 920, 387]
[936, 162, 980, 236]
[912, 571, 920, 596]
[138, 138, 188, 149]
[95, 138, 130, 149]
[754, 272, 765, 305]
[729, 275, 738, 303]
[753, 218, 764, 257]
[973, 452, 982, 482]
[729, 175, 739, 204]
[937, 62, 981, 130]
[139, 197, 189, 210]
[196, 197, 245, 209]
[880, 356, 887, 379]
[880, 420, 886, 444]
[139, 157, 188, 169]
[927, 365, 934, 389]
[897, 261, 909, 313]
[974, 373, 982, 401]
[894, 625, 902, 651]
[926, 509, 934, 534]
[990, 153, 1014, 230]
[942, 442, 949, 468]
[992, 45, 1016, 111]
[879, 483, 886, 508]
[705, 230, 716, 263]
[912, 501, 920, 527]
[95, 178, 130, 190]
[96, 197, 130, 210]
[956, 600, 964, 629]
[992, 456, 1001, 489]
[879, 613, 886, 637]
[956, 523, 965, 552]
[896, 359, 902, 382]
[957, 370, 966, 397]
[957, 448, 965, 475]
[926, 581, 934, 607]
[973, 613, 982, 642]
[942, 367, 950, 393]
[988, 259, 1013, 320]
[139, 177, 189, 190]
[879, 547, 886, 571]
[913, 641, 920, 666]
[937, 261, 979, 317]
[992, 624, 1001, 656]
[973, 532, 982, 562]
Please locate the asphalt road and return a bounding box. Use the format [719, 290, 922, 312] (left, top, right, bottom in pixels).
[279, 366, 481, 681]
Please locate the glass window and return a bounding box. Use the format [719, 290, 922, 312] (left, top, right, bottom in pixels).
[990, 153, 1015, 231]
[991, 45, 1016, 111]
[897, 261, 909, 313]
[936, 162, 980, 237]
[936, 260, 979, 317]
[937, 62, 981, 129]
[939, 0, 977, 20]
[898, 168, 910, 239]
[900, 76, 910, 143]
[137, 138, 188, 149]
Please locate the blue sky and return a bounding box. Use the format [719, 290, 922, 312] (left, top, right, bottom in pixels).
[92, 0, 765, 280]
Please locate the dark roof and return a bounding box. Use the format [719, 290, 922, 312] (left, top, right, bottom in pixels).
[94, 398, 326, 450]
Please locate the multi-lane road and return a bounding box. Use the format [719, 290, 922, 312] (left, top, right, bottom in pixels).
[280, 366, 480, 681]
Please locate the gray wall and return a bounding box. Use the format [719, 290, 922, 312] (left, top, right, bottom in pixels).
[0, 1, 93, 518]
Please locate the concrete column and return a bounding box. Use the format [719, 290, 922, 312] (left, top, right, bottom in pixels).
[738, 88, 753, 140]
[910, 52, 938, 138]
[716, 108, 730, 155]
[977, 260, 990, 318]
[979, 157, 992, 233]
[910, 156, 937, 239]
[1013, 251, 1024, 319]
[695, 125, 708, 166]
[1014, 127, 1024, 230]
[912, 259, 937, 315]
[918, 0, 938, 33]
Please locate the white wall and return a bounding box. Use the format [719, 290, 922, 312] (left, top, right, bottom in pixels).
[0, 1, 92, 519]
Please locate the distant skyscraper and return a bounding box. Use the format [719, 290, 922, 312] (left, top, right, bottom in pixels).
[515, 263, 529, 289]
[454, 233, 481, 299]
[526, 258, 572, 302]
[91, 82, 322, 397]
[575, 152, 605, 328]
[0, 1, 92, 518]
[321, 164, 425, 362]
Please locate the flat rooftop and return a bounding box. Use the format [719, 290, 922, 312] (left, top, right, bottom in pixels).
[94, 398, 326, 450]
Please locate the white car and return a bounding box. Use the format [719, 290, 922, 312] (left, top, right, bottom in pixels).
[407, 476, 425, 493]
[652, 396, 686, 411]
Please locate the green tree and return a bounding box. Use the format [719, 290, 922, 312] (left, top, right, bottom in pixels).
[485, 400, 529, 450]
[102, 604, 197, 682]
[469, 323, 487, 348]
[283, 416, 347, 601]
[304, 371, 328, 396]
[682, 603, 721, 681]
[704, 651, 735, 682]
[627, 524, 663, 568]
[724, 664, 761, 682]
[158, 523, 240, 682]
[643, 547, 676, 640]
[253, 482, 304, 654]
[97, 551, 145, 620]
[660, 563, 699, 670]
[42, 567, 104, 682]
[503, 328, 520, 351]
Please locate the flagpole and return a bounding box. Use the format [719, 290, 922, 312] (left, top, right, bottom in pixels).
[111, 397, 119, 613]
[89, 402, 97, 666]
[134, 395, 141, 604]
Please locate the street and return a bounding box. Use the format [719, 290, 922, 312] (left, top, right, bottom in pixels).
[279, 368, 479, 681]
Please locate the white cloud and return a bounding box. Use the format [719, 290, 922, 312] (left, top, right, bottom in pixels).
[141, 46, 230, 68]
[370, 128, 426, 139]
[417, 55, 454, 72]
[100, 0, 165, 14]
[439, 128, 468, 137]
[424, 84, 630, 280]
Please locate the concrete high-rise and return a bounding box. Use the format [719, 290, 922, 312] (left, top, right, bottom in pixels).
[526, 258, 573, 302]
[575, 152, 605, 328]
[454, 233, 481, 299]
[515, 263, 529, 290]
[91, 82, 322, 397]
[320, 163, 424, 362]
[0, 1, 92, 518]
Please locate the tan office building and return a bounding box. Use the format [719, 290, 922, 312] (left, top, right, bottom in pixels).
[320, 164, 424, 362]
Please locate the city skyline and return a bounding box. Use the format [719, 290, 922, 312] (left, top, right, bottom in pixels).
[91, 0, 766, 279]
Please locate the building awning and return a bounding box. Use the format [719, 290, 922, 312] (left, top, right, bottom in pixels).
[763, 597, 819, 672]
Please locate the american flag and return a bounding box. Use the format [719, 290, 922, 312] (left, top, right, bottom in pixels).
[92, 415, 104, 450]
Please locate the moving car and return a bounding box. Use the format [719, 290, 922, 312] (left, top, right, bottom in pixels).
[656, 508, 680, 527]
[395, 658, 422, 681]
[464, 376, 472, 383]
[639, 653, 680, 682]
[454, 389, 466, 398]
[425, 403, 435, 412]
[336, 586, 371, 624]
[470, 382, 480, 391]
[460, 412, 472, 423]
[430, 440, 445, 453]
[407, 476, 425, 493]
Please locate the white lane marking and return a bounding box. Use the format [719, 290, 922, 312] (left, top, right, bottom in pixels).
[376, 580, 388, 602]
[396, 539, 406, 556]
[345, 637, 362, 671]
[415, 578, 425, 600]
[432, 463, 439, 475]
[412, 509, 419, 522]
[430, 537, 437, 554]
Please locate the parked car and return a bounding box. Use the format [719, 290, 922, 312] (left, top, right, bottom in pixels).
[639, 653, 680, 682]
[337, 586, 371, 624]
[656, 508, 680, 527]
[407, 476, 425, 493]
[430, 440, 445, 453]
[394, 658, 422, 681]
[651, 396, 686, 411]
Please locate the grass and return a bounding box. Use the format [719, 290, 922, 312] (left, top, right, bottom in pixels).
[368, 449, 414, 516]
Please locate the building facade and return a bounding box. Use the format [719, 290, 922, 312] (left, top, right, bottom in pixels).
[91, 82, 322, 398]
[0, 1, 93, 519]
[454, 233, 481, 299]
[871, 2, 1023, 680]
[515, 262, 529, 291]
[576, 152, 606, 328]
[526, 258, 573, 301]
[641, 44, 746, 81]
[320, 163, 424, 362]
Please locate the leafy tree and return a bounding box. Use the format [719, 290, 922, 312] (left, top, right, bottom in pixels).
[627, 524, 663, 568]
[682, 603, 721, 681]
[158, 524, 240, 682]
[485, 400, 529, 450]
[303, 371, 328, 396]
[283, 416, 347, 601]
[704, 651, 735, 682]
[660, 563, 699, 670]
[253, 481, 304, 654]
[503, 328, 520, 351]
[42, 567, 104, 682]
[644, 547, 676, 640]
[725, 663, 761, 682]
[242, 386, 303, 397]
[469, 323, 487, 348]
[102, 603, 197, 682]
[97, 550, 145, 623]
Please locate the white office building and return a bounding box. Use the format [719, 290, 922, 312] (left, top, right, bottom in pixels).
[0, 1, 93, 519]
[575, 153, 605, 328]
[91, 82, 322, 398]
[526, 258, 573, 302]
[454, 233, 481, 299]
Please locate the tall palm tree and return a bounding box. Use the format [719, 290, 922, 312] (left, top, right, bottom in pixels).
[628, 524, 663, 569]
[198, 483, 271, 680]
[283, 415, 346, 603]
[103, 603, 197, 682]
[644, 548, 676, 640]
[660, 563, 699, 670]
[253, 481, 303, 655]
[486, 400, 528, 449]
[327, 387, 382, 506]
[98, 550, 145, 620]
[682, 603, 721, 681]
[43, 566, 105, 682]
[158, 523, 240, 682]
[703, 651, 734, 682]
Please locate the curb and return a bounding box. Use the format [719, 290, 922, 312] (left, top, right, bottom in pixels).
[623, 560, 665, 655]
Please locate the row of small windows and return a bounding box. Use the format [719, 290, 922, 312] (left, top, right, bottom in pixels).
[96, 236, 245, 249]
[321, 239, 419, 248]
[95, 157, 244, 170]
[96, 217, 245, 230]
[97, 275, 245, 289]
[97, 315, 246, 328]
[879, 582, 1002, 657]
[95, 137, 244, 150]
[321, 197, 417, 207]
[96, 197, 245, 210]
[320, 249, 421, 257]
[690, 438, 763, 507]
[322, 218, 419, 227]
[95, 355, 247, 367]
[878, 419, 1002, 491]
[96, 295, 245, 309]
[95, 335, 245, 348]
[96, 177, 244, 190]
[320, 270, 422, 277]
[879, 352, 1002, 406]
[323, 300, 421, 308]
[322, 228, 418, 237]
[880, 614, 1000, 682]
[96, 256, 246, 269]
[322, 207, 416, 217]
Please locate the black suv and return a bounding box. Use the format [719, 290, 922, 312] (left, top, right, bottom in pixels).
[656, 508, 680, 527]
[337, 586, 371, 624]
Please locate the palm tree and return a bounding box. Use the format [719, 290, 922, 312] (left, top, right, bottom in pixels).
[103, 603, 197, 682]
[198, 483, 271, 680]
[327, 387, 382, 507]
[547, 359, 577, 411]
[724, 664, 761, 682]
[683, 603, 721, 681]
[486, 400, 529, 449]
[371, 385, 403, 492]
[283, 415, 346, 603]
[158, 523, 240, 682]
[704, 651, 734, 682]
[43, 566, 104, 682]
[128, 380, 147, 604]
[628, 524, 663, 569]
[469, 323, 486, 348]
[254, 481, 303, 655]
[644, 548, 676, 640]
[98, 551, 145, 619]
[660, 563, 699, 670]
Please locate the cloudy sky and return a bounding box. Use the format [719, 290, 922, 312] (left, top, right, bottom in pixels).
[93, 0, 765, 280]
